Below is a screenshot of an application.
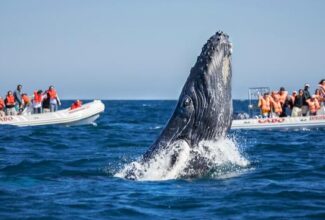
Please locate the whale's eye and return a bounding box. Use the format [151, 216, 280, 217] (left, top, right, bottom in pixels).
[183, 97, 192, 107]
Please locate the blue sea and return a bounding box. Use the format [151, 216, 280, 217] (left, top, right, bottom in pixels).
[0, 100, 324, 219]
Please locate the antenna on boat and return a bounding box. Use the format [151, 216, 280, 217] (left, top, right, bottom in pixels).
[248, 87, 270, 118]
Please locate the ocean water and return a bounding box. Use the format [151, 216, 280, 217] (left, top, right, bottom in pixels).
[0, 100, 324, 219]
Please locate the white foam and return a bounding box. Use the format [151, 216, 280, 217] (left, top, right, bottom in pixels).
[115, 138, 250, 181]
[149, 126, 162, 130]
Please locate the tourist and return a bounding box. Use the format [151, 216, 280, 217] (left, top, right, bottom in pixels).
[306, 95, 320, 116]
[315, 89, 322, 102]
[42, 92, 51, 113]
[13, 84, 23, 111]
[21, 93, 31, 113]
[319, 79, 325, 104]
[278, 87, 288, 117]
[302, 83, 311, 116]
[289, 91, 297, 110]
[291, 89, 304, 117]
[47, 86, 61, 112]
[271, 96, 282, 117]
[71, 100, 82, 110]
[33, 90, 43, 114]
[4, 91, 17, 115]
[315, 86, 324, 115]
[258, 93, 272, 118]
[21, 93, 30, 108]
[271, 91, 280, 100]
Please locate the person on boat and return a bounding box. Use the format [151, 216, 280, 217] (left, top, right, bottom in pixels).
[302, 83, 311, 116]
[21, 93, 30, 108]
[33, 90, 44, 114]
[13, 84, 23, 111]
[0, 96, 5, 117]
[271, 96, 282, 117]
[21, 93, 31, 114]
[47, 86, 61, 112]
[289, 91, 297, 110]
[278, 87, 288, 117]
[271, 91, 280, 101]
[258, 93, 271, 118]
[318, 79, 325, 105]
[314, 89, 322, 102]
[315, 87, 324, 115]
[291, 89, 304, 117]
[42, 92, 51, 113]
[4, 91, 17, 116]
[70, 100, 82, 110]
[306, 95, 320, 116]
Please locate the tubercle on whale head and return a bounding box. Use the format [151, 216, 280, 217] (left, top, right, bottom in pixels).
[183, 32, 232, 145]
[144, 31, 233, 159]
[196, 32, 232, 73]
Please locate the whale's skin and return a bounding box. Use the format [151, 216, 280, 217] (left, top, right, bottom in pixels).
[126, 31, 233, 179]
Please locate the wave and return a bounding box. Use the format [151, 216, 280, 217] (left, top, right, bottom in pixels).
[115, 138, 250, 181]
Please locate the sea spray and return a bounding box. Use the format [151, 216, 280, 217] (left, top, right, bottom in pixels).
[115, 138, 250, 181]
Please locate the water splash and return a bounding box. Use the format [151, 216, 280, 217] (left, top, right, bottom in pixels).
[115, 138, 250, 181]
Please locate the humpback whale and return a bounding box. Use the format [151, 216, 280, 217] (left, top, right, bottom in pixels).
[123, 31, 233, 180]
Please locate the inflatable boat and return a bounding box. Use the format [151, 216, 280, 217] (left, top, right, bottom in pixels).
[231, 115, 325, 130]
[231, 87, 325, 130]
[0, 100, 105, 127]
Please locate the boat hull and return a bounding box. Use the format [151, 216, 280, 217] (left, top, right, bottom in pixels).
[0, 100, 105, 127]
[231, 115, 325, 130]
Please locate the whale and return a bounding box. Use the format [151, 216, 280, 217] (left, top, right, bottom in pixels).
[125, 31, 233, 179]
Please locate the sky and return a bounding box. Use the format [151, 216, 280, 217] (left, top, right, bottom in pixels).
[0, 0, 324, 99]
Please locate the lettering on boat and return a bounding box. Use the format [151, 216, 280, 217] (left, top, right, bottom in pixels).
[0, 116, 14, 122]
[258, 118, 285, 124]
[310, 115, 325, 121]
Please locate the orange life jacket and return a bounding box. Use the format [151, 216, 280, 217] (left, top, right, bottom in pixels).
[22, 95, 30, 105]
[307, 99, 320, 113]
[258, 97, 271, 112]
[34, 92, 43, 104]
[5, 95, 15, 106]
[278, 91, 288, 105]
[71, 100, 82, 110]
[272, 100, 282, 114]
[48, 89, 57, 99]
[0, 98, 4, 110]
[272, 93, 280, 100]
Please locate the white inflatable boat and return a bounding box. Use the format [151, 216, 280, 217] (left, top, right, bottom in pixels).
[231, 115, 325, 130]
[0, 100, 105, 127]
[231, 87, 325, 130]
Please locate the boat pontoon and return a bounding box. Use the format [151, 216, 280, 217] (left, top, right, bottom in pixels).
[0, 100, 105, 127]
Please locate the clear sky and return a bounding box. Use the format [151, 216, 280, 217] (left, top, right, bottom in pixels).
[0, 0, 324, 99]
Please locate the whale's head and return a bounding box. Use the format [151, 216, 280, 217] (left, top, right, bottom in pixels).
[146, 31, 232, 157]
